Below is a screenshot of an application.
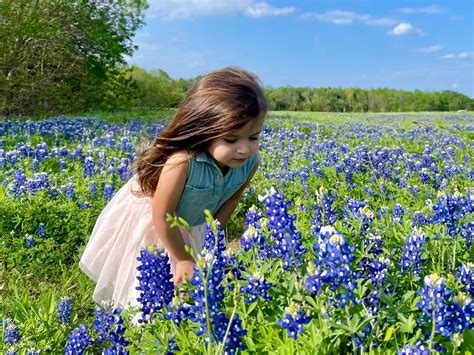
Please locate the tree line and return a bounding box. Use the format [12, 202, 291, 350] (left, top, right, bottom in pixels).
[1, 0, 472, 116]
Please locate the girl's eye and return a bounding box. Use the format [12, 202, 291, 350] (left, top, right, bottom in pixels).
[224, 138, 236, 144]
[250, 136, 259, 141]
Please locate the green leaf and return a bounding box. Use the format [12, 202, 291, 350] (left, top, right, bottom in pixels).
[398, 313, 416, 334]
[384, 327, 395, 342]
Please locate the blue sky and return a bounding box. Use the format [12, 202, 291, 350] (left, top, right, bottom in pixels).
[128, 1, 474, 97]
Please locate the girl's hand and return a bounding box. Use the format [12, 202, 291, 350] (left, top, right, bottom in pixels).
[173, 260, 195, 288]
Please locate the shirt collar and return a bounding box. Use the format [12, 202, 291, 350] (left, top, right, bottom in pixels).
[195, 151, 214, 164]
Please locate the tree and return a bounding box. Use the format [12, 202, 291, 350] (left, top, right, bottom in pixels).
[0, 0, 148, 115]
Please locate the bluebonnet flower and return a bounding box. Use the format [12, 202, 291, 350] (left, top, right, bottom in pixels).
[304, 226, 357, 307]
[166, 336, 179, 355]
[457, 263, 473, 297]
[72, 146, 84, 161]
[117, 162, 131, 181]
[25, 234, 36, 248]
[415, 274, 474, 345]
[398, 342, 430, 354]
[102, 342, 129, 354]
[377, 206, 388, 220]
[392, 203, 404, 223]
[58, 159, 67, 170]
[461, 222, 473, 248]
[240, 205, 271, 258]
[79, 201, 92, 209]
[31, 158, 40, 172]
[98, 151, 107, 168]
[0, 150, 6, 168]
[103, 183, 115, 201]
[83, 156, 96, 178]
[64, 325, 93, 354]
[211, 312, 247, 354]
[36, 222, 46, 238]
[50, 187, 59, 200]
[407, 185, 420, 198]
[431, 191, 471, 237]
[312, 186, 337, 231]
[58, 297, 73, 324]
[258, 186, 307, 270]
[420, 169, 431, 185]
[439, 292, 474, 340]
[189, 223, 247, 354]
[359, 232, 390, 290]
[240, 272, 272, 303]
[3, 318, 21, 347]
[120, 137, 134, 153]
[398, 228, 428, 277]
[412, 211, 429, 227]
[164, 297, 190, 326]
[417, 274, 463, 346]
[93, 303, 128, 349]
[136, 245, 174, 323]
[35, 141, 48, 161]
[342, 197, 374, 234]
[61, 182, 76, 200]
[189, 225, 227, 336]
[7, 167, 26, 197]
[278, 302, 311, 339]
[89, 181, 97, 198]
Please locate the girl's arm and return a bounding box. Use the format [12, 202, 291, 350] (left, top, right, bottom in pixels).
[214, 153, 260, 227]
[152, 151, 193, 263]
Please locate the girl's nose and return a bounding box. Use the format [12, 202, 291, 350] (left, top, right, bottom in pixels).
[237, 143, 250, 155]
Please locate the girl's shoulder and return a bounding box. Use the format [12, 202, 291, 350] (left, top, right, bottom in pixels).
[165, 150, 190, 167]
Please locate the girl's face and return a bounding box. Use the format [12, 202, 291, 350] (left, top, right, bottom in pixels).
[207, 115, 264, 173]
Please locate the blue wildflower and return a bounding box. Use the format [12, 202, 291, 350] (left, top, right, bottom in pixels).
[258, 186, 307, 270]
[164, 297, 190, 326]
[36, 222, 46, 238]
[241, 205, 271, 258]
[240, 272, 272, 303]
[103, 183, 115, 201]
[398, 342, 430, 354]
[88, 181, 97, 198]
[304, 226, 357, 307]
[189, 223, 247, 354]
[25, 234, 36, 248]
[457, 263, 474, 297]
[58, 297, 73, 324]
[93, 303, 128, 348]
[278, 302, 311, 339]
[136, 245, 174, 323]
[64, 325, 93, 354]
[392, 203, 404, 223]
[398, 228, 428, 277]
[83, 156, 96, 178]
[3, 318, 21, 347]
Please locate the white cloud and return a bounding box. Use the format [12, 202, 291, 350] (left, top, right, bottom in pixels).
[417, 45, 443, 53]
[388, 23, 423, 36]
[398, 5, 445, 14]
[146, 0, 295, 20]
[440, 52, 474, 59]
[244, 2, 296, 18]
[302, 10, 398, 26]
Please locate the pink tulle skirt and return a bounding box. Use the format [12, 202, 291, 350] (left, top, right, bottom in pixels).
[79, 176, 207, 308]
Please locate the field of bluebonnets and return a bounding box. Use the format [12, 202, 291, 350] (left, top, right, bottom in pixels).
[1, 111, 473, 354]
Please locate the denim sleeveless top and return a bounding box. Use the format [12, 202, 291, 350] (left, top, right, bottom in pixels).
[175, 151, 257, 226]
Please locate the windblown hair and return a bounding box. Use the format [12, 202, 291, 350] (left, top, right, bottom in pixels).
[134, 67, 268, 196]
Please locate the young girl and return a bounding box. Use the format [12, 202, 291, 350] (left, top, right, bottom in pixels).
[79, 67, 268, 308]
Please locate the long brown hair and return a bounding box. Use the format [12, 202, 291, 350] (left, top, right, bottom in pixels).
[134, 67, 268, 196]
